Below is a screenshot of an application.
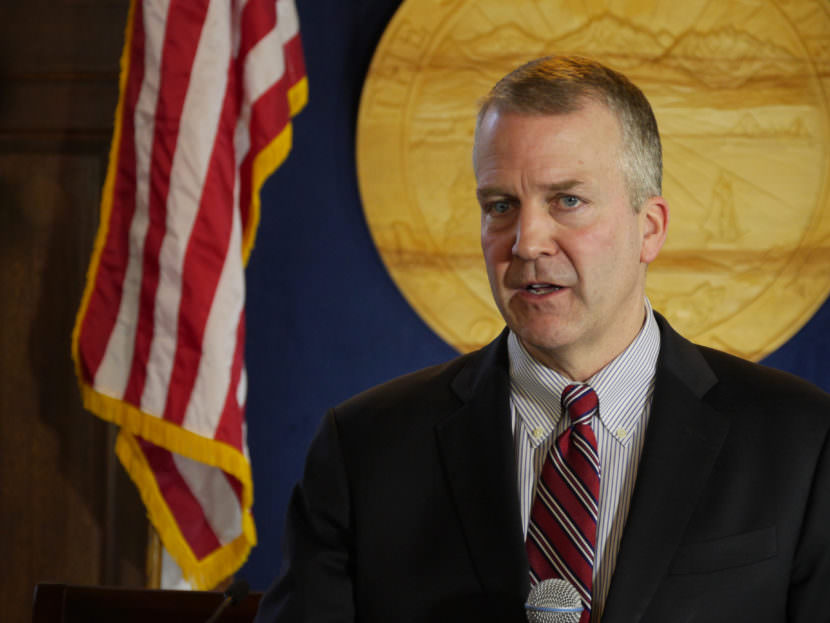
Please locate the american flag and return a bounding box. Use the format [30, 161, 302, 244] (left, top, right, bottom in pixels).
[72, 0, 306, 589]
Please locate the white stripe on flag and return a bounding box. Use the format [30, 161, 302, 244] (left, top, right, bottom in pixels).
[234, 13, 288, 164]
[95, 0, 170, 399]
[181, 176, 244, 435]
[245, 24, 286, 105]
[276, 0, 300, 42]
[172, 452, 242, 544]
[141, 0, 231, 417]
[230, 0, 246, 59]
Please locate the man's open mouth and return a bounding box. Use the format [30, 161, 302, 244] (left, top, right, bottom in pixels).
[525, 283, 562, 295]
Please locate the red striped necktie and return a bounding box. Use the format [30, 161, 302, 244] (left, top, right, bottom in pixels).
[526, 384, 600, 623]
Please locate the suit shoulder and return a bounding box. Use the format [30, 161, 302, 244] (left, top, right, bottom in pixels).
[698, 344, 830, 415]
[337, 355, 467, 412]
[329, 332, 509, 434]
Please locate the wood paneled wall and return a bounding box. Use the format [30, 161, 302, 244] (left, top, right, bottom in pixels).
[0, 2, 147, 622]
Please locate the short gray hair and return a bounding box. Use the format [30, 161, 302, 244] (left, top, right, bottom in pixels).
[474, 55, 662, 211]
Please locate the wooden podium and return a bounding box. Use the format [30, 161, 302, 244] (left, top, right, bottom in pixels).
[32, 583, 262, 623]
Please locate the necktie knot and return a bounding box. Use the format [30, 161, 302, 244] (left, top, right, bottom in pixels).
[562, 384, 598, 427]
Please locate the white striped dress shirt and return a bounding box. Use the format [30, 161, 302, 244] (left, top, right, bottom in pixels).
[509, 300, 661, 622]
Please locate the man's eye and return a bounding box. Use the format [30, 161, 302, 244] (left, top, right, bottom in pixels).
[486, 201, 511, 215]
[559, 195, 582, 209]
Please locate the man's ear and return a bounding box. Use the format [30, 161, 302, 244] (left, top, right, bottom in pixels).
[640, 196, 669, 264]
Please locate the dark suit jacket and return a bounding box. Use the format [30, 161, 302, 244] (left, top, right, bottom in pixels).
[255, 315, 830, 622]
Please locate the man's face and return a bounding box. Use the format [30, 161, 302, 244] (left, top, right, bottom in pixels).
[474, 100, 667, 380]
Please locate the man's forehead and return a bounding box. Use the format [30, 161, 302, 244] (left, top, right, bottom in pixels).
[474, 101, 620, 163]
[478, 97, 615, 131]
[476, 91, 607, 128]
[473, 103, 621, 176]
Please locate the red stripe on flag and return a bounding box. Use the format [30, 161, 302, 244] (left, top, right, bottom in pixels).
[238, 75, 291, 233]
[78, 7, 146, 384]
[239, 0, 276, 63]
[238, 160, 254, 237]
[252, 80, 292, 142]
[163, 59, 240, 426]
[224, 471, 244, 505]
[138, 439, 222, 559]
[123, 0, 210, 406]
[214, 312, 246, 451]
[283, 32, 305, 92]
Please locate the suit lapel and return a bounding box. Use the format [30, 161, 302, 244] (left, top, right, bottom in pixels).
[435, 332, 530, 601]
[602, 315, 730, 622]
[433, 317, 730, 618]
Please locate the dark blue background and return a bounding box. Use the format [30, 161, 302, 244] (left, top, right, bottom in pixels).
[241, 0, 830, 590]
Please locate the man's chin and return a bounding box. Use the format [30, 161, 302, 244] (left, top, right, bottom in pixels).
[511, 325, 576, 361]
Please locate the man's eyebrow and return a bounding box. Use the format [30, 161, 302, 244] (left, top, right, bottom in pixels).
[476, 179, 584, 200]
[476, 186, 512, 201]
[544, 179, 584, 192]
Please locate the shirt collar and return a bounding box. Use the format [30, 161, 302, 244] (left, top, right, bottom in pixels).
[508, 299, 661, 448]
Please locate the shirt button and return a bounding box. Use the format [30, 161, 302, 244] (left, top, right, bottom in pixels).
[532, 427, 545, 440]
[616, 428, 627, 440]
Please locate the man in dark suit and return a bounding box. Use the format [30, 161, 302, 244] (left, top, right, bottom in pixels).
[255, 56, 830, 622]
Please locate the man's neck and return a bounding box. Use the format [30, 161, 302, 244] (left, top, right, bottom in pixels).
[518, 301, 650, 382]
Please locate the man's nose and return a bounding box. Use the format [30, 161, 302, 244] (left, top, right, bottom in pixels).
[512, 207, 557, 260]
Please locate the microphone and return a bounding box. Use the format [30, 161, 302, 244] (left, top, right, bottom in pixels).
[525, 579, 583, 623]
[204, 578, 250, 623]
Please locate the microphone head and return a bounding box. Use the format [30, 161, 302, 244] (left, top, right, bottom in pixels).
[525, 579, 583, 623]
[224, 578, 249, 605]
